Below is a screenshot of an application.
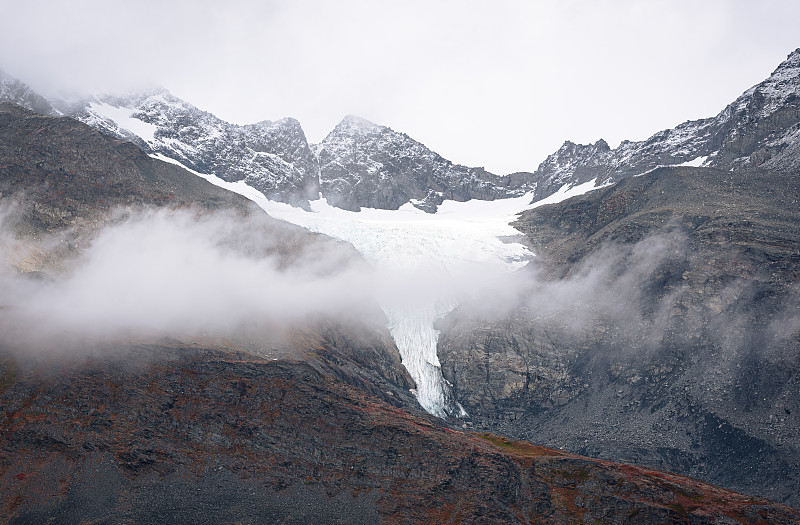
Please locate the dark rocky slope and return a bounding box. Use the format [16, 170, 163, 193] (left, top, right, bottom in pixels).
[2, 345, 798, 524]
[438, 165, 800, 506]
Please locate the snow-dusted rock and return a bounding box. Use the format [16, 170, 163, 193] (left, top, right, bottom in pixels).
[531, 48, 800, 200]
[53, 90, 320, 208]
[0, 69, 58, 116]
[316, 115, 534, 212]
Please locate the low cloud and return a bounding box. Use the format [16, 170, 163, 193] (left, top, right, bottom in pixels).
[2, 204, 797, 369]
[0, 206, 377, 352]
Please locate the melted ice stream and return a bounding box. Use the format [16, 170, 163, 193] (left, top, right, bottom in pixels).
[152, 153, 602, 417]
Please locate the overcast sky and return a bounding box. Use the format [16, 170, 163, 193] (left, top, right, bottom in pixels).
[1, 0, 798, 174]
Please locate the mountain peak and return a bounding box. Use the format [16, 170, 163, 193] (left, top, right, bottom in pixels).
[335, 114, 383, 133]
[594, 138, 610, 151]
[771, 48, 800, 79]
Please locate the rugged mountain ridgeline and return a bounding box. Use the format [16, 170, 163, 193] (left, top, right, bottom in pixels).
[438, 165, 800, 506]
[2, 49, 799, 214]
[0, 70, 536, 212]
[4, 104, 797, 523]
[2, 49, 798, 213]
[531, 49, 800, 198]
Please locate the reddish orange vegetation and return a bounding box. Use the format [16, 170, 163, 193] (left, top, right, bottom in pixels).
[477, 433, 564, 458]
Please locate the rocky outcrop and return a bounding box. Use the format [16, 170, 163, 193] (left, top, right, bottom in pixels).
[438, 165, 800, 507]
[530, 49, 800, 201]
[1, 345, 797, 524]
[317, 115, 533, 212]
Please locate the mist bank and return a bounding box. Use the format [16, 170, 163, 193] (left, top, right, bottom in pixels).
[0, 205, 380, 350]
[0, 200, 527, 362]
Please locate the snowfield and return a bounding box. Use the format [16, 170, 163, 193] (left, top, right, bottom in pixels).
[89, 102, 159, 143]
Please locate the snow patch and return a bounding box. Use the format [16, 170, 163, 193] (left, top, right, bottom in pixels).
[676, 155, 708, 168]
[530, 178, 611, 208]
[89, 102, 158, 143]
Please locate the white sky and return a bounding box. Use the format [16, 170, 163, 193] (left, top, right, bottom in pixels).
[1, 0, 798, 174]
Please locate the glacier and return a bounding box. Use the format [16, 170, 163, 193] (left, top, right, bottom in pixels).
[257, 194, 536, 417]
[152, 153, 604, 417]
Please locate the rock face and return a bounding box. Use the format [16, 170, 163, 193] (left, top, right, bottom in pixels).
[317, 115, 533, 212]
[2, 345, 799, 524]
[438, 165, 800, 507]
[0, 70, 57, 117]
[530, 49, 800, 200]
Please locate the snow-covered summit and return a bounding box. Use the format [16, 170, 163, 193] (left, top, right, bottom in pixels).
[331, 114, 384, 135]
[733, 48, 800, 120]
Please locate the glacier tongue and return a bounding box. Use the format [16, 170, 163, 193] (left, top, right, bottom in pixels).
[385, 305, 458, 418]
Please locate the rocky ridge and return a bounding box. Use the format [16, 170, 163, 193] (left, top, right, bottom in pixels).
[530, 49, 800, 200]
[0, 70, 57, 117]
[70, 90, 320, 208]
[0, 69, 319, 208]
[0, 70, 536, 213]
